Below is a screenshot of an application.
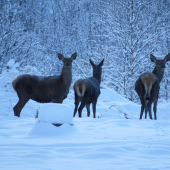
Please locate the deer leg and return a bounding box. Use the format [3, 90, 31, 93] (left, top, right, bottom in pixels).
[144, 100, 147, 119]
[13, 98, 29, 117]
[140, 105, 144, 119]
[73, 93, 80, 117]
[86, 104, 90, 117]
[147, 83, 159, 120]
[147, 100, 153, 120]
[153, 84, 159, 120]
[139, 96, 145, 119]
[148, 107, 152, 120]
[92, 100, 97, 118]
[78, 90, 89, 118]
[153, 99, 157, 120]
[146, 99, 153, 120]
[78, 100, 86, 118]
[153, 91, 159, 120]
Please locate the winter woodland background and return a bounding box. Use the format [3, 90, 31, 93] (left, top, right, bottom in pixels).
[1, 0, 170, 102]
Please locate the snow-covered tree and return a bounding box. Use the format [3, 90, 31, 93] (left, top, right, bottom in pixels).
[1, 0, 170, 102]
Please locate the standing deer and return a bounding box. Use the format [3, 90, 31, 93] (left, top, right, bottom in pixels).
[135, 53, 170, 120]
[73, 59, 104, 118]
[12, 52, 77, 117]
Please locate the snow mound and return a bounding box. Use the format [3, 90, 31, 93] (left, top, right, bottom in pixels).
[28, 103, 76, 138]
[0, 73, 18, 92]
[28, 121, 77, 138]
[7, 59, 15, 69]
[38, 103, 73, 125]
[99, 88, 127, 102]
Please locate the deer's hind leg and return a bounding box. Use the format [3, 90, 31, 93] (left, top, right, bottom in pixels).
[77, 90, 89, 118]
[92, 99, 97, 118]
[78, 100, 86, 118]
[14, 86, 30, 117]
[146, 100, 153, 120]
[153, 98, 158, 120]
[73, 92, 80, 117]
[86, 104, 90, 117]
[13, 98, 29, 117]
[144, 99, 148, 119]
[139, 96, 145, 119]
[152, 83, 159, 120]
[136, 79, 145, 119]
[147, 83, 159, 120]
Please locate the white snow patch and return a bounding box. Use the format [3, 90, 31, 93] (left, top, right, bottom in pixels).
[38, 103, 73, 125]
[7, 59, 15, 69]
[28, 121, 77, 138]
[99, 88, 126, 102]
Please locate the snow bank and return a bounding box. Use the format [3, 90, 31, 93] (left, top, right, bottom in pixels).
[7, 59, 15, 69]
[99, 88, 126, 102]
[5, 59, 19, 74]
[28, 121, 77, 138]
[38, 103, 73, 125]
[28, 103, 75, 137]
[0, 74, 13, 90]
[1, 75, 170, 169]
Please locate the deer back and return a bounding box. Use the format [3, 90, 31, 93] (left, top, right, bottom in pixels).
[86, 77, 100, 98]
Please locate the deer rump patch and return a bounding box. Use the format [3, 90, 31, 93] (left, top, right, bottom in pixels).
[140, 72, 157, 99]
[74, 77, 100, 100]
[74, 79, 89, 97]
[140, 73, 156, 87]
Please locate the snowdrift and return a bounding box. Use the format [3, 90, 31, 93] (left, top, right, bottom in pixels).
[38, 103, 73, 125]
[0, 64, 170, 170]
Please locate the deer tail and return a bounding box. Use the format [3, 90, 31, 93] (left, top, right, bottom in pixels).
[141, 73, 156, 100]
[74, 80, 89, 97]
[143, 82, 152, 100]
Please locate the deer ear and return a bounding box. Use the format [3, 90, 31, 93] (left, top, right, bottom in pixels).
[150, 54, 157, 63]
[58, 53, 64, 61]
[71, 52, 77, 60]
[89, 59, 95, 67]
[164, 53, 170, 62]
[99, 59, 104, 67]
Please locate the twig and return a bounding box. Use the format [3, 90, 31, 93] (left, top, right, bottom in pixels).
[109, 104, 132, 119]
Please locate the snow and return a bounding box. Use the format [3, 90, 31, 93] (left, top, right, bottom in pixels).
[38, 103, 73, 125]
[0, 70, 170, 170]
[7, 59, 15, 69]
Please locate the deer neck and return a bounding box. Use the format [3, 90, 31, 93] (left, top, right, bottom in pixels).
[61, 67, 72, 86]
[152, 67, 164, 83]
[93, 70, 101, 84]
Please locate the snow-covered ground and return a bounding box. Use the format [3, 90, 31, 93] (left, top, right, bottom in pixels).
[0, 68, 170, 170]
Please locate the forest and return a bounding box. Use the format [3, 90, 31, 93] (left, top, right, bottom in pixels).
[1, 0, 170, 102]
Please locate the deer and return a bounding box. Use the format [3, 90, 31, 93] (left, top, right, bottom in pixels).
[12, 52, 77, 117]
[135, 53, 170, 120]
[73, 59, 104, 118]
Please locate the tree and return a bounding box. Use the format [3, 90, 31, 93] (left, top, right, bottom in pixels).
[99, 0, 170, 101]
